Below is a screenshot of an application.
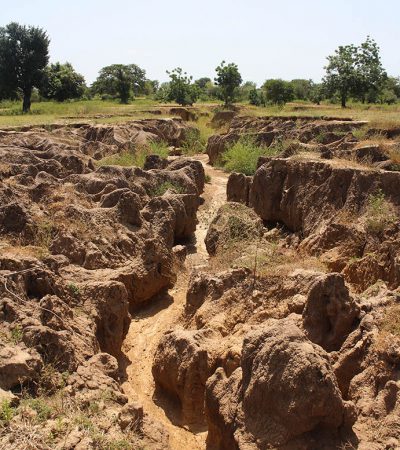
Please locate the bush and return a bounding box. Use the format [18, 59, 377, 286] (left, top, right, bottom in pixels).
[181, 129, 203, 155]
[222, 137, 278, 175]
[150, 181, 185, 197]
[365, 189, 396, 234]
[262, 79, 294, 105]
[97, 141, 169, 168]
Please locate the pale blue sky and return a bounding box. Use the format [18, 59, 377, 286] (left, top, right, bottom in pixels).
[2, 0, 399, 85]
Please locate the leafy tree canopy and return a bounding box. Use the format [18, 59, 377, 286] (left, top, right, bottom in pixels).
[40, 62, 85, 102]
[166, 68, 199, 106]
[195, 77, 211, 90]
[323, 36, 386, 107]
[92, 64, 146, 103]
[214, 61, 242, 106]
[262, 79, 294, 105]
[0, 22, 49, 112]
[290, 79, 314, 100]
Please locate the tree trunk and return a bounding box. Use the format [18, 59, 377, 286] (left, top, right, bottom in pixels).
[22, 89, 32, 113]
[341, 94, 346, 108]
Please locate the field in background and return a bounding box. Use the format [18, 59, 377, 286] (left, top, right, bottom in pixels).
[0, 98, 399, 129]
[246, 102, 400, 128]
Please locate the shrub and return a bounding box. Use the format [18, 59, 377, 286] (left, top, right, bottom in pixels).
[10, 326, 23, 344]
[97, 140, 169, 168]
[222, 137, 279, 175]
[0, 400, 15, 425]
[150, 181, 185, 197]
[68, 282, 80, 297]
[365, 189, 396, 234]
[181, 129, 203, 155]
[22, 398, 53, 422]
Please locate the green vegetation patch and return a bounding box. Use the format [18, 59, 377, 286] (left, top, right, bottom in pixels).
[96, 140, 169, 168]
[221, 136, 280, 175]
[364, 189, 397, 234]
[150, 181, 186, 197]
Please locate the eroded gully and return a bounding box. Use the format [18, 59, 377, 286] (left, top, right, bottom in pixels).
[121, 154, 228, 450]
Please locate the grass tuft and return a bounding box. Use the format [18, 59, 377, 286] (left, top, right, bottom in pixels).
[221, 136, 280, 175]
[150, 181, 185, 197]
[364, 189, 397, 234]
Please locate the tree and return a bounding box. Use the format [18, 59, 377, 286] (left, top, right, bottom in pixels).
[166, 68, 198, 106]
[92, 64, 146, 103]
[214, 61, 242, 106]
[40, 62, 85, 101]
[356, 36, 387, 103]
[291, 79, 314, 100]
[195, 77, 211, 90]
[0, 22, 49, 112]
[309, 83, 325, 105]
[323, 37, 386, 107]
[143, 79, 159, 96]
[323, 44, 358, 108]
[376, 77, 400, 104]
[238, 81, 257, 102]
[262, 79, 294, 105]
[249, 88, 261, 106]
[155, 82, 170, 102]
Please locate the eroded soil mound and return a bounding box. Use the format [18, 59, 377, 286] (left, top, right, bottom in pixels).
[206, 115, 400, 173]
[0, 119, 204, 448]
[153, 153, 400, 449]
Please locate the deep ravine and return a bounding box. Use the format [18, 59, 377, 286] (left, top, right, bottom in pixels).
[121, 154, 228, 450]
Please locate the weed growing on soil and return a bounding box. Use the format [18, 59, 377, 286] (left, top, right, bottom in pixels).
[352, 126, 368, 140]
[222, 136, 279, 175]
[196, 114, 216, 148]
[147, 140, 169, 158]
[150, 181, 185, 197]
[388, 143, 400, 164]
[0, 401, 15, 425]
[67, 282, 80, 298]
[205, 174, 212, 183]
[21, 398, 53, 423]
[181, 129, 204, 155]
[10, 325, 23, 344]
[97, 140, 169, 168]
[364, 189, 396, 234]
[33, 220, 55, 252]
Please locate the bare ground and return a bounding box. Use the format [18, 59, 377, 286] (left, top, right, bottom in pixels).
[121, 154, 228, 450]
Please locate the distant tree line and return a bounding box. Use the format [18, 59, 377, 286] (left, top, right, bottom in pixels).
[0, 22, 399, 112]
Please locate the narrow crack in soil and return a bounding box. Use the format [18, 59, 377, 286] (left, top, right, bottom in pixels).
[121, 154, 228, 450]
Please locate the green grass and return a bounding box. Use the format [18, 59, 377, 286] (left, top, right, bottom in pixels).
[0, 98, 169, 128]
[246, 101, 400, 128]
[365, 189, 397, 234]
[181, 128, 204, 155]
[21, 398, 53, 423]
[0, 98, 399, 129]
[67, 282, 80, 298]
[221, 136, 280, 175]
[150, 181, 185, 197]
[96, 140, 169, 169]
[0, 400, 16, 425]
[10, 326, 23, 344]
